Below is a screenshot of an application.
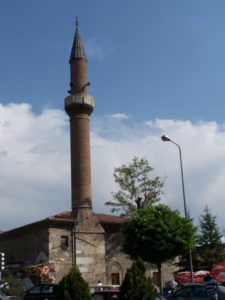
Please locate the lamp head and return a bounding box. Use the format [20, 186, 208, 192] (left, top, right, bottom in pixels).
[161, 135, 171, 142]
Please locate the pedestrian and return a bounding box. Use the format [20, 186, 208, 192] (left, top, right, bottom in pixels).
[204, 275, 218, 300]
[96, 280, 103, 291]
[97, 280, 103, 286]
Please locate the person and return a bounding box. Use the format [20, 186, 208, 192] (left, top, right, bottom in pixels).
[97, 280, 103, 286]
[163, 280, 178, 296]
[204, 275, 218, 300]
[96, 280, 103, 291]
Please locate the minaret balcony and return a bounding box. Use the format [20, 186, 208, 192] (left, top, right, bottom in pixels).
[65, 94, 94, 107]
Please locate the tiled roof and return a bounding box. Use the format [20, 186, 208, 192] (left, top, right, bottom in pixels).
[52, 211, 126, 224]
[95, 213, 125, 225]
[52, 211, 73, 219]
[0, 211, 126, 237]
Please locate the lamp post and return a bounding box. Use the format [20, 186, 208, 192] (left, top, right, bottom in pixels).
[161, 135, 194, 283]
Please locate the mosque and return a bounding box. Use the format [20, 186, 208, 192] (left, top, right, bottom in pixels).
[0, 20, 174, 286]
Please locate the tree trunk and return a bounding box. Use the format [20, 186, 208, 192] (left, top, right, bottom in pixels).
[157, 262, 163, 295]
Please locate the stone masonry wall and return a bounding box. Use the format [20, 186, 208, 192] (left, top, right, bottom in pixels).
[48, 227, 73, 282]
[0, 226, 49, 266]
[104, 231, 131, 285]
[76, 231, 106, 284]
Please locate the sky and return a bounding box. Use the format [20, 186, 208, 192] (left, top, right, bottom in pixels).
[1, 0, 225, 231]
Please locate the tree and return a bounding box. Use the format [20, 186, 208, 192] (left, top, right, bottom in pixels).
[105, 157, 164, 216]
[197, 206, 225, 270]
[2, 273, 26, 300]
[56, 266, 91, 300]
[176, 246, 201, 272]
[118, 258, 158, 300]
[122, 204, 196, 293]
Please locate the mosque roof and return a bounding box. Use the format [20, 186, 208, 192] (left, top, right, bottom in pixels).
[53, 211, 125, 224]
[0, 211, 126, 237]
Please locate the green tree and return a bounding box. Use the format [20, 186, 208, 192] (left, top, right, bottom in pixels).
[105, 157, 164, 216]
[176, 247, 201, 272]
[2, 273, 26, 300]
[56, 266, 91, 300]
[122, 204, 196, 293]
[197, 206, 225, 270]
[118, 258, 158, 300]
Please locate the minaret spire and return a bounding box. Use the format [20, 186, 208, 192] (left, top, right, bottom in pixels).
[69, 17, 87, 63]
[68, 17, 90, 96]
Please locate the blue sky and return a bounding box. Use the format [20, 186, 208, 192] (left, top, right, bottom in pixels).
[1, 0, 225, 121]
[1, 1, 225, 230]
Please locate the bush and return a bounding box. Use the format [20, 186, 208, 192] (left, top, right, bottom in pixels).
[56, 266, 91, 300]
[2, 274, 26, 300]
[119, 259, 158, 300]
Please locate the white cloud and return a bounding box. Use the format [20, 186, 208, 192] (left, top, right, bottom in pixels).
[86, 38, 114, 60]
[0, 103, 225, 232]
[0, 103, 70, 229]
[92, 118, 225, 231]
[107, 113, 130, 120]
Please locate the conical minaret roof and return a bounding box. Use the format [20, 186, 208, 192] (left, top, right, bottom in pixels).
[69, 17, 87, 62]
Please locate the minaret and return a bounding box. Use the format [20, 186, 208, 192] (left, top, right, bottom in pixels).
[65, 18, 94, 215]
[64, 19, 105, 283]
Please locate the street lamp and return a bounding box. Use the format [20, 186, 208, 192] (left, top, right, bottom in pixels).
[161, 134, 194, 283]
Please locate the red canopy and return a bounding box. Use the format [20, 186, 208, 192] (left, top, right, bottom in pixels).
[211, 262, 225, 283]
[174, 271, 210, 283]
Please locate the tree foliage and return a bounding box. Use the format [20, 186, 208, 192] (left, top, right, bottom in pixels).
[176, 247, 201, 272]
[197, 206, 225, 270]
[105, 157, 164, 216]
[122, 204, 196, 292]
[118, 258, 158, 300]
[56, 266, 91, 300]
[2, 273, 26, 300]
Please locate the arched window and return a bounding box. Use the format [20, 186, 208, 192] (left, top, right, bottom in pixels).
[111, 273, 120, 285]
[111, 264, 121, 285]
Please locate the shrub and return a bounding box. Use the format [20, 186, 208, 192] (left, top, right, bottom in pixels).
[56, 266, 91, 300]
[119, 259, 158, 300]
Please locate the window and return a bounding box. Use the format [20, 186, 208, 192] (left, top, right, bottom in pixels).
[152, 272, 160, 287]
[111, 273, 120, 285]
[28, 285, 41, 294]
[41, 285, 53, 294]
[176, 286, 193, 297]
[60, 235, 69, 249]
[195, 286, 207, 297]
[92, 295, 103, 300]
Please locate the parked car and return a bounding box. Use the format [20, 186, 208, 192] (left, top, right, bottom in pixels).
[0, 289, 8, 300]
[20, 278, 34, 291]
[0, 281, 8, 289]
[91, 289, 119, 300]
[91, 290, 166, 300]
[23, 284, 59, 300]
[165, 283, 225, 300]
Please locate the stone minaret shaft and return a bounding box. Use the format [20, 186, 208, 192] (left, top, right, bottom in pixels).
[65, 19, 94, 214]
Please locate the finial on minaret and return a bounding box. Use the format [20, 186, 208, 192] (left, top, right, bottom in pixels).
[69, 17, 86, 63]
